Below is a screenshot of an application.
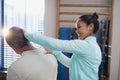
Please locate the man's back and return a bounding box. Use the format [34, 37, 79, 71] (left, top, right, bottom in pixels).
[7, 49, 58, 80]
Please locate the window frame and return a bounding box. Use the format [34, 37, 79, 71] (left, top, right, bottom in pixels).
[0, 0, 5, 71]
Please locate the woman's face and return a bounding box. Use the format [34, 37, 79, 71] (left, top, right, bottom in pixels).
[76, 20, 94, 40]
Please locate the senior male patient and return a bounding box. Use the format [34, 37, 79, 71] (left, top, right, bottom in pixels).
[5, 27, 58, 80]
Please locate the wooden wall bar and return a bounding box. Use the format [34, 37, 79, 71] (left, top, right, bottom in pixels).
[60, 4, 112, 8]
[60, 12, 111, 16]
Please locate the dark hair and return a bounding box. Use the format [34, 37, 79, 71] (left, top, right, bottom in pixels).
[79, 13, 99, 34]
[5, 27, 29, 49]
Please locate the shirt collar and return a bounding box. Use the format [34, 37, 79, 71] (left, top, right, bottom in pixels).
[22, 48, 46, 56]
[84, 36, 96, 41]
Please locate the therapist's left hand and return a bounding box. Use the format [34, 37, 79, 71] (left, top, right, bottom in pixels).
[45, 48, 53, 54]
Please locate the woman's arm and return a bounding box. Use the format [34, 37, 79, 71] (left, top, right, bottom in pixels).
[53, 51, 71, 68]
[24, 32, 89, 53]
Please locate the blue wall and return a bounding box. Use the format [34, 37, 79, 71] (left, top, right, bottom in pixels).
[57, 27, 77, 80]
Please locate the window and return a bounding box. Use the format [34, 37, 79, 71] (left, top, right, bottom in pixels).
[0, 0, 4, 70]
[0, 0, 45, 70]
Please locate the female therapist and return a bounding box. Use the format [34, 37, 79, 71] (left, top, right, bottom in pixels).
[24, 13, 102, 80]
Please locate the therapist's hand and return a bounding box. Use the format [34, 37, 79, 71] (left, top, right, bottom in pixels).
[45, 48, 53, 54]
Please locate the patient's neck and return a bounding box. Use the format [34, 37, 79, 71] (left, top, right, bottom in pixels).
[20, 44, 36, 55]
[24, 44, 36, 51]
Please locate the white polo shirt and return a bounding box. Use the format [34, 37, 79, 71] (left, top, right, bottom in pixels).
[7, 49, 58, 80]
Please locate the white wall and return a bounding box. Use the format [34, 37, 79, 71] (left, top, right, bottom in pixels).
[44, 0, 57, 37]
[110, 0, 120, 80]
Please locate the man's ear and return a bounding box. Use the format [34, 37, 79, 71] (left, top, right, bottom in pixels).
[10, 45, 21, 54]
[10, 45, 17, 51]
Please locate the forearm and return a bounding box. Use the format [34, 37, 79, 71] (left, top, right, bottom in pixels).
[53, 51, 71, 68]
[24, 32, 89, 54]
[24, 32, 75, 53]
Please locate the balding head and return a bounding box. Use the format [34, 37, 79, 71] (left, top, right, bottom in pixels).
[5, 27, 29, 49]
